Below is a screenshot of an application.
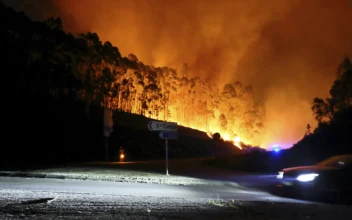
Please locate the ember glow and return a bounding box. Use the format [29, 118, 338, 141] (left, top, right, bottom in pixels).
[5, 0, 352, 149]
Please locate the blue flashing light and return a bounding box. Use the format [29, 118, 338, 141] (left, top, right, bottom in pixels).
[272, 145, 281, 152]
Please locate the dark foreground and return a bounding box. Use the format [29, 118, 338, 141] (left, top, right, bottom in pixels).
[1, 177, 351, 220]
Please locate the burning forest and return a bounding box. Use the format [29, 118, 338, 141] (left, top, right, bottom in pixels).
[77, 34, 265, 149]
[3, 0, 352, 150]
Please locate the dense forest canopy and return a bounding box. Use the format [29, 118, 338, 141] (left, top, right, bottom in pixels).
[2, 3, 265, 148]
[312, 57, 352, 128]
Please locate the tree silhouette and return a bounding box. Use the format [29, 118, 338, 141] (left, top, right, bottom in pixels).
[330, 56, 352, 111]
[312, 56, 352, 124]
[305, 123, 312, 136]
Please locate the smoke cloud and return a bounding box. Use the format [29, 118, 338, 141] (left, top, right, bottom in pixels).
[4, 0, 352, 148]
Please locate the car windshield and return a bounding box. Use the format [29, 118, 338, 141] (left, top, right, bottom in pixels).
[317, 155, 352, 168]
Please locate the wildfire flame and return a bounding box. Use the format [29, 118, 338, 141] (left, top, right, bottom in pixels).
[234, 136, 241, 146]
[225, 133, 243, 150]
[205, 130, 242, 150]
[206, 132, 212, 138]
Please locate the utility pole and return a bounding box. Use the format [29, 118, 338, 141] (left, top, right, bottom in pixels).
[165, 138, 169, 175]
[105, 136, 108, 164]
[164, 75, 166, 121]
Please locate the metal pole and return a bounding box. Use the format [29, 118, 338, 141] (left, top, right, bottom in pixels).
[105, 136, 108, 164]
[165, 138, 169, 175]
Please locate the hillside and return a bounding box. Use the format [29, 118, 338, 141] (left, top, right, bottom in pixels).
[108, 111, 242, 162]
[0, 2, 243, 169]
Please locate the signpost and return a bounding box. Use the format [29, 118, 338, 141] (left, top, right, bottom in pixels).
[159, 131, 178, 139]
[148, 121, 178, 175]
[104, 108, 113, 164]
[148, 121, 178, 131]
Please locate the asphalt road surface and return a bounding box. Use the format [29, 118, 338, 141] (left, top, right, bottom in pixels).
[0, 177, 301, 202]
[1, 177, 352, 220]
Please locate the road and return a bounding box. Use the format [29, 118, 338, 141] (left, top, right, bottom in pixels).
[0, 177, 301, 202]
[1, 177, 352, 220]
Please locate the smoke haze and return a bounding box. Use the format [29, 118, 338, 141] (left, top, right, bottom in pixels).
[4, 0, 352, 148]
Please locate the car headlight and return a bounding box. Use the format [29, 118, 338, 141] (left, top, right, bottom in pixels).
[296, 173, 319, 182]
[277, 171, 284, 179]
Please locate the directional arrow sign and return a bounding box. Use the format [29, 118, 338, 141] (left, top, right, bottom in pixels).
[148, 121, 178, 131]
[159, 131, 178, 139]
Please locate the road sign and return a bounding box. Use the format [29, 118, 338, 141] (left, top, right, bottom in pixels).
[159, 131, 178, 139]
[103, 108, 113, 137]
[103, 108, 113, 164]
[148, 121, 178, 176]
[103, 126, 113, 137]
[148, 121, 177, 131]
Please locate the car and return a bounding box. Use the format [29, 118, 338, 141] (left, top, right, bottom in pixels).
[276, 154, 352, 200]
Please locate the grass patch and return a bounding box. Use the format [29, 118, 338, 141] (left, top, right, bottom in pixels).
[207, 197, 249, 210]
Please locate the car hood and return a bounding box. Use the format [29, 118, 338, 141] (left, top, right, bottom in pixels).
[282, 165, 338, 174]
